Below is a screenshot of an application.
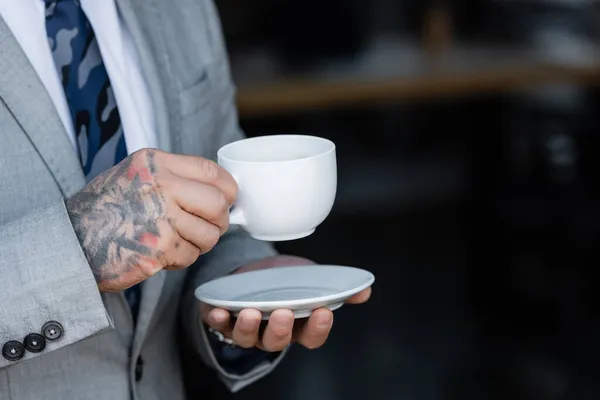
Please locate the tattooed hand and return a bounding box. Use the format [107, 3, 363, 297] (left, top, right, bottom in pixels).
[66, 148, 237, 292]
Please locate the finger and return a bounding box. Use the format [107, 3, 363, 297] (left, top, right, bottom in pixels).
[296, 308, 333, 350]
[200, 302, 214, 323]
[147, 217, 200, 270]
[172, 209, 221, 255]
[345, 287, 372, 304]
[161, 236, 201, 270]
[162, 153, 238, 205]
[232, 309, 262, 348]
[205, 307, 233, 336]
[169, 177, 230, 234]
[260, 309, 294, 352]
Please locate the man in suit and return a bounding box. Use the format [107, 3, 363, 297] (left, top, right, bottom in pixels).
[0, 0, 371, 399]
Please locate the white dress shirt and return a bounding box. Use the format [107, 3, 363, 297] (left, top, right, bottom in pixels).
[0, 0, 156, 157]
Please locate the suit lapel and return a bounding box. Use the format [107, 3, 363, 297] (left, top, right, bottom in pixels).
[116, 0, 177, 154]
[131, 270, 166, 352]
[0, 17, 85, 198]
[116, 0, 178, 355]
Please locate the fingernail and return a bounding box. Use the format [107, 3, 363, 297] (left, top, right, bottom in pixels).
[211, 311, 227, 324]
[274, 316, 292, 329]
[239, 315, 255, 330]
[316, 313, 332, 328]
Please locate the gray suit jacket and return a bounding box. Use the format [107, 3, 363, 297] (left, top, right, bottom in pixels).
[0, 1, 282, 399]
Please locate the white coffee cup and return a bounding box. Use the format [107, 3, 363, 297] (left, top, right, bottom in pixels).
[217, 134, 337, 241]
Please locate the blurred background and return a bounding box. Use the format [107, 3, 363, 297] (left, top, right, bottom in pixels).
[185, 1, 600, 399]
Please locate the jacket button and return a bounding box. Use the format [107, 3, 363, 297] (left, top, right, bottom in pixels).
[135, 356, 144, 381]
[2, 341, 25, 361]
[41, 321, 63, 341]
[24, 333, 46, 353]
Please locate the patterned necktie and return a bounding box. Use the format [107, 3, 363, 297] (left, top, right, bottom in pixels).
[45, 0, 141, 322]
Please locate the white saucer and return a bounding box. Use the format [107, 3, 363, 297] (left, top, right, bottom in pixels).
[195, 265, 375, 319]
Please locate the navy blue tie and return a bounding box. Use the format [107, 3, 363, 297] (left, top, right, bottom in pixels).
[45, 0, 141, 322]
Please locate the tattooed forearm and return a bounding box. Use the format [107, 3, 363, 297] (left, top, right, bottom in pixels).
[66, 149, 167, 291]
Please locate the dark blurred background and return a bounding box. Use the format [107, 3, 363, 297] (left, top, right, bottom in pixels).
[185, 1, 600, 399]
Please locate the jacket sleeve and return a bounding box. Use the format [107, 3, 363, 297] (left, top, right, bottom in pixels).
[179, 0, 289, 392]
[181, 224, 290, 393]
[0, 200, 113, 370]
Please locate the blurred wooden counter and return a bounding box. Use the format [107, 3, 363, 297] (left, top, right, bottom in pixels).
[232, 38, 600, 117]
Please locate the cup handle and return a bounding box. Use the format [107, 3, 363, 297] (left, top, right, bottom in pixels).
[229, 206, 246, 226]
[228, 173, 246, 226]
